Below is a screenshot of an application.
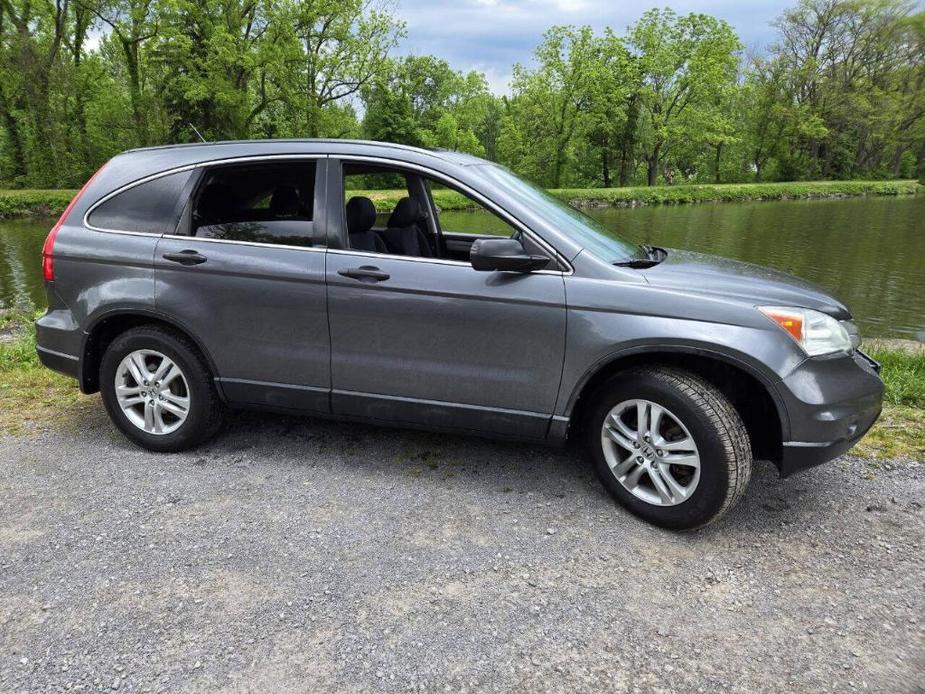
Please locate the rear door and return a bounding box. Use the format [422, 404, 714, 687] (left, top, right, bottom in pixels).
[154, 157, 331, 412]
[325, 158, 567, 439]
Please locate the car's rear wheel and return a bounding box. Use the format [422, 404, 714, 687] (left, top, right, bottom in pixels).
[585, 366, 752, 530]
[100, 326, 225, 452]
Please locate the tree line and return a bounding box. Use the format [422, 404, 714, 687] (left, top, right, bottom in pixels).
[0, 0, 923, 189]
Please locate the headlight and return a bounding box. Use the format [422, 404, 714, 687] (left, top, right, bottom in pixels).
[758, 306, 853, 356]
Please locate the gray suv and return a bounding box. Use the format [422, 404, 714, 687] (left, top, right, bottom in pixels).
[36, 140, 884, 529]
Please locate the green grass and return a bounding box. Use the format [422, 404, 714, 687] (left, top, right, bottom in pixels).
[0, 189, 78, 219]
[1, 310, 922, 458]
[2, 179, 920, 219]
[0, 312, 88, 434]
[864, 346, 925, 409]
[353, 180, 921, 212]
[552, 180, 922, 208]
[348, 188, 471, 212]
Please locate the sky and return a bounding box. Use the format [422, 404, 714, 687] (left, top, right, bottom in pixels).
[392, 0, 794, 93]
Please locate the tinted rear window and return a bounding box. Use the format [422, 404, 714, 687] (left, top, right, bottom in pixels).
[88, 170, 194, 234]
[191, 162, 316, 247]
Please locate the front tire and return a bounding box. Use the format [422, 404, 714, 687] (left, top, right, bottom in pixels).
[585, 366, 752, 530]
[100, 326, 225, 452]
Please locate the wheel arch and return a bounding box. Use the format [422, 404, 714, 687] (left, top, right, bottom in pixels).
[564, 345, 789, 464]
[79, 308, 221, 396]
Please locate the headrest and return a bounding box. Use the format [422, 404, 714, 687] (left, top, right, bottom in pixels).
[345, 196, 376, 234]
[197, 183, 237, 223]
[387, 196, 426, 229]
[270, 186, 300, 217]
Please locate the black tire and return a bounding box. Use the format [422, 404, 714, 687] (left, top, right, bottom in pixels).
[100, 325, 225, 452]
[584, 366, 752, 530]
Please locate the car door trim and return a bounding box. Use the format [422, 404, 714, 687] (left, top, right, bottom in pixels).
[331, 389, 552, 440]
[158, 234, 326, 253]
[217, 377, 329, 394]
[326, 247, 565, 275]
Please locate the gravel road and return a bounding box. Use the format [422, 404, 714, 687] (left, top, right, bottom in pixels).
[1, 403, 923, 692]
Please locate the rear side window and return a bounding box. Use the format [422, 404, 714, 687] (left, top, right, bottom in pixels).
[191, 162, 316, 247]
[87, 170, 193, 234]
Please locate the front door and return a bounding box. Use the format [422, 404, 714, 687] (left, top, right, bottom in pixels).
[324, 160, 567, 439]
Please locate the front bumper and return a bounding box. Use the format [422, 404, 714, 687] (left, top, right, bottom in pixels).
[778, 349, 884, 477]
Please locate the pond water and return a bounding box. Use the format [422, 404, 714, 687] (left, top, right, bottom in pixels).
[2, 195, 923, 340]
[443, 195, 925, 341]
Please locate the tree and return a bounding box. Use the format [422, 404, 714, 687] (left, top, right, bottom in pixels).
[0, 0, 74, 185]
[628, 9, 741, 185]
[361, 54, 494, 153]
[580, 30, 634, 187]
[81, 0, 158, 146]
[770, 0, 925, 178]
[502, 26, 601, 187]
[286, 0, 402, 137]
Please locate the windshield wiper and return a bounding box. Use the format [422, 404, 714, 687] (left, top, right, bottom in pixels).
[614, 244, 666, 268]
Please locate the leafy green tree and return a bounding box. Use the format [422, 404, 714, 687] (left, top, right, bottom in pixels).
[362, 79, 420, 145]
[361, 54, 493, 154]
[579, 30, 634, 187]
[501, 25, 601, 187]
[285, 0, 402, 137]
[81, 0, 158, 146]
[628, 8, 741, 185]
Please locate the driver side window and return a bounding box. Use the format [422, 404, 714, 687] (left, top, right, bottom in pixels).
[340, 162, 523, 263]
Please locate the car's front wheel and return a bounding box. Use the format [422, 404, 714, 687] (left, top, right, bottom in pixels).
[585, 366, 752, 530]
[100, 326, 225, 452]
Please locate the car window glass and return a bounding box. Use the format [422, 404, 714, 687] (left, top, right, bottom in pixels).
[88, 170, 193, 234]
[192, 162, 316, 247]
[340, 163, 521, 259]
[342, 165, 431, 256]
[343, 169, 406, 228]
[425, 180, 517, 238]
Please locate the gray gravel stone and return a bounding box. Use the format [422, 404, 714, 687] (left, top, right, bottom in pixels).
[0, 406, 923, 691]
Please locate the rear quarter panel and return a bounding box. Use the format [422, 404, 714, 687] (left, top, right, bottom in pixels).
[42, 225, 158, 346]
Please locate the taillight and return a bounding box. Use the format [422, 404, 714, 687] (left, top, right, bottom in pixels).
[42, 165, 106, 282]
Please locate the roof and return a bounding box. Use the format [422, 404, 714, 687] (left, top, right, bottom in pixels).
[123, 138, 485, 165]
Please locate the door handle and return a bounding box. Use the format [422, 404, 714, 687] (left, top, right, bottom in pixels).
[337, 265, 390, 282]
[163, 250, 207, 266]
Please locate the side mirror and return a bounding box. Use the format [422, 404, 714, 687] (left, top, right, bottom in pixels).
[469, 238, 550, 273]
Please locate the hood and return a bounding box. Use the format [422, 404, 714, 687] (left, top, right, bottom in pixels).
[643, 249, 851, 319]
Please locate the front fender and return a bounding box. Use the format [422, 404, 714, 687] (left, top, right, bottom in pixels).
[558, 337, 791, 424]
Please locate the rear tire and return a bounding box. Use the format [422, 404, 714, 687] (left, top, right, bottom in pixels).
[100, 326, 225, 452]
[584, 366, 752, 530]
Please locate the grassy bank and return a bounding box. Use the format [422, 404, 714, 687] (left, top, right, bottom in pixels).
[1, 311, 922, 460]
[0, 189, 80, 219]
[2, 179, 920, 219]
[308, 179, 924, 212]
[554, 179, 922, 208]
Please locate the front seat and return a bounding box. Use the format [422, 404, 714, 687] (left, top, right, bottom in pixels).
[381, 197, 433, 257]
[345, 196, 388, 253]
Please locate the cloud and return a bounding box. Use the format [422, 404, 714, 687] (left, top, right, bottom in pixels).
[392, 0, 792, 94]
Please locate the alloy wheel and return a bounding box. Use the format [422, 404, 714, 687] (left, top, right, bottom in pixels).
[114, 349, 190, 435]
[600, 398, 701, 506]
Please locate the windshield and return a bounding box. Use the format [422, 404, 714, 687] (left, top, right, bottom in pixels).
[477, 165, 642, 262]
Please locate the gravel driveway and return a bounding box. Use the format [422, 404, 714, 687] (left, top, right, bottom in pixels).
[1, 403, 923, 692]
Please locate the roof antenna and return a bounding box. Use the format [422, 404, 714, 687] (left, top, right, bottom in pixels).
[189, 123, 207, 143]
